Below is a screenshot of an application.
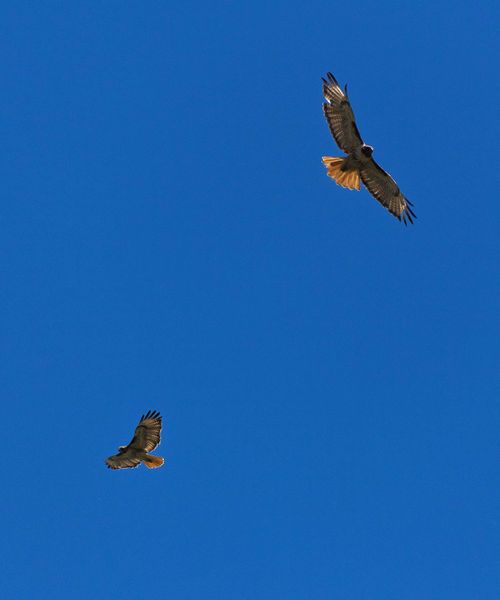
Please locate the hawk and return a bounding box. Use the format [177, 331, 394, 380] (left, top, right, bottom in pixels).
[105, 410, 164, 470]
[321, 72, 416, 224]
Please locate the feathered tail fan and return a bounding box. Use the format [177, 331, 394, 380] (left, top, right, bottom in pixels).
[322, 156, 361, 190]
[143, 455, 164, 469]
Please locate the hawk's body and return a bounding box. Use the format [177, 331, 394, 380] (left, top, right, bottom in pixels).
[105, 410, 164, 470]
[322, 72, 416, 224]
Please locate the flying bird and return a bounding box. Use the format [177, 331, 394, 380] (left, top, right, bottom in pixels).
[321, 72, 416, 224]
[105, 410, 164, 470]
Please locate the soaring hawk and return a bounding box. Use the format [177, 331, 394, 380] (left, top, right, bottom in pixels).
[105, 410, 164, 470]
[322, 72, 416, 224]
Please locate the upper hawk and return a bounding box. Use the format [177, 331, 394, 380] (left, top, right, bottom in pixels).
[321, 72, 416, 224]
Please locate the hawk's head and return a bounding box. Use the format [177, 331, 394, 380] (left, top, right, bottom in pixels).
[361, 145, 373, 157]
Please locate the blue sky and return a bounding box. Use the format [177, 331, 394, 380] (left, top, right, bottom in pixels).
[1, 2, 498, 598]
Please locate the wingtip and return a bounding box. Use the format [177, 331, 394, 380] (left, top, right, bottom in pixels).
[140, 409, 162, 422]
[404, 203, 417, 224]
[327, 72, 337, 84]
[323, 72, 340, 88]
[144, 409, 162, 420]
[401, 211, 415, 225]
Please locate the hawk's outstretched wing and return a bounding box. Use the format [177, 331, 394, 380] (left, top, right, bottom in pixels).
[322, 72, 364, 154]
[105, 452, 142, 470]
[127, 410, 162, 453]
[360, 159, 416, 225]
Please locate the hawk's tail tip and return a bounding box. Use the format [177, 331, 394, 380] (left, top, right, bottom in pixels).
[144, 455, 164, 469]
[322, 156, 360, 191]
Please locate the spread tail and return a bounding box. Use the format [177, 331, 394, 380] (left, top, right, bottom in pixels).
[143, 455, 164, 469]
[322, 156, 361, 190]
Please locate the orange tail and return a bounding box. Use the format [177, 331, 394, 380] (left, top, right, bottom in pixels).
[322, 156, 361, 190]
[143, 455, 164, 469]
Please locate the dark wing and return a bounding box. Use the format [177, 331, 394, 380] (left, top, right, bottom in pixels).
[105, 451, 141, 470]
[127, 410, 162, 453]
[322, 72, 364, 154]
[360, 158, 416, 224]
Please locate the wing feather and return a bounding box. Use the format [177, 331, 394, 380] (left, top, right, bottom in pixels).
[128, 410, 162, 453]
[105, 451, 141, 470]
[360, 159, 416, 224]
[322, 72, 364, 154]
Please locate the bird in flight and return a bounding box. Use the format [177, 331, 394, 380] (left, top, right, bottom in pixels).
[321, 72, 416, 224]
[105, 410, 164, 470]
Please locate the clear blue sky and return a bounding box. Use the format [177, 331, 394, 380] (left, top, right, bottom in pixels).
[1, 2, 498, 598]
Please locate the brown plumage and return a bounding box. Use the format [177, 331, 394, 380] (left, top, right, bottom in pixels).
[322, 72, 416, 225]
[105, 410, 165, 470]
